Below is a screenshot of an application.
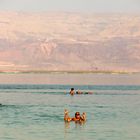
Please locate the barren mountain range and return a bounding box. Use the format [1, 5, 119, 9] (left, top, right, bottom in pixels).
[0, 12, 140, 72]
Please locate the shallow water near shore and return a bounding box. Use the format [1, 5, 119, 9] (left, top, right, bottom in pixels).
[0, 73, 140, 140]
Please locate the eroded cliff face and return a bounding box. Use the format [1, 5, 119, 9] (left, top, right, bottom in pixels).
[0, 12, 140, 72]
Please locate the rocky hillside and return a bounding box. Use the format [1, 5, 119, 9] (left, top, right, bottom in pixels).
[0, 12, 140, 72]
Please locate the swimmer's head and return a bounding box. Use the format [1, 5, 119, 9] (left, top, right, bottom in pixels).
[82, 112, 86, 115]
[75, 112, 80, 119]
[71, 88, 74, 91]
[64, 109, 69, 114]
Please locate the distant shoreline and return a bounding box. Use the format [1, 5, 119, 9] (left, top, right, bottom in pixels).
[0, 70, 139, 74]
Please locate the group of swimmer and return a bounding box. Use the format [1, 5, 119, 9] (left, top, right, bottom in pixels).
[69, 88, 93, 95]
[63, 88, 93, 123]
[64, 109, 86, 122]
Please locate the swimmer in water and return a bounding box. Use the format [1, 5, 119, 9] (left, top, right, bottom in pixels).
[64, 110, 86, 122]
[76, 90, 83, 94]
[72, 112, 81, 121]
[64, 109, 71, 122]
[80, 112, 86, 121]
[69, 88, 75, 95]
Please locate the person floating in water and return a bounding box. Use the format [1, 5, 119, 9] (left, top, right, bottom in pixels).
[76, 90, 83, 94]
[76, 90, 93, 95]
[69, 88, 93, 95]
[69, 88, 75, 95]
[64, 109, 86, 122]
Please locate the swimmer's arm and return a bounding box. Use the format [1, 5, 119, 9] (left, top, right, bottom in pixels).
[64, 118, 72, 122]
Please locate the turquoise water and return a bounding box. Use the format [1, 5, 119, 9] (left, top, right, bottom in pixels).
[0, 84, 140, 140]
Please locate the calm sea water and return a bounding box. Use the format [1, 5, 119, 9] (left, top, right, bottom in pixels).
[0, 73, 140, 140]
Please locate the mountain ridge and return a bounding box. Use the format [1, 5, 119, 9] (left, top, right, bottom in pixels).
[0, 12, 140, 72]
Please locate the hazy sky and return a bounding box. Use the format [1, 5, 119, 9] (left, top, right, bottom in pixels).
[0, 0, 140, 13]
